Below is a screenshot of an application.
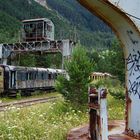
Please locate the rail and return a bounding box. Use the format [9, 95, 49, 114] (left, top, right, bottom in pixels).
[0, 96, 60, 111]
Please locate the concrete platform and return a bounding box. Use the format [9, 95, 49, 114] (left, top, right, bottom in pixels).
[67, 120, 137, 140]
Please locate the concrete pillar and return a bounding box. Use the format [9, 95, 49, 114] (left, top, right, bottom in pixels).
[78, 0, 140, 136]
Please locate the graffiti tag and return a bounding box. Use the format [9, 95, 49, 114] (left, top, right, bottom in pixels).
[128, 78, 140, 99]
[127, 30, 139, 45]
[127, 50, 140, 98]
[126, 50, 140, 76]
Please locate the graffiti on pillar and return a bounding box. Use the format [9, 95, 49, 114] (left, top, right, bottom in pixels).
[128, 79, 140, 98]
[127, 50, 140, 76]
[126, 49, 140, 98]
[127, 30, 139, 45]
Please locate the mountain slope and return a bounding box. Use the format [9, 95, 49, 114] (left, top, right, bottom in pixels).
[0, 0, 114, 49]
[0, 0, 72, 42]
[34, 0, 49, 9]
[47, 0, 110, 32]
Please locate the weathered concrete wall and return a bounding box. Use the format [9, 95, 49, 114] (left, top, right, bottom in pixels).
[77, 0, 140, 136]
[109, 0, 140, 30]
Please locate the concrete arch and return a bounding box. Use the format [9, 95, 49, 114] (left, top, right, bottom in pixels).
[77, 0, 140, 136]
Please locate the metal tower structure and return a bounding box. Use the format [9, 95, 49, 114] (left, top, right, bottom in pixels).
[0, 39, 75, 66]
[0, 18, 75, 67]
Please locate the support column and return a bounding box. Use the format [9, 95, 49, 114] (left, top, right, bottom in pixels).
[77, 0, 140, 136]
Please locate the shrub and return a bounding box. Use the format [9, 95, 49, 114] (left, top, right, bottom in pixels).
[91, 78, 125, 100]
[56, 46, 92, 104]
[16, 91, 21, 100]
[108, 87, 125, 100]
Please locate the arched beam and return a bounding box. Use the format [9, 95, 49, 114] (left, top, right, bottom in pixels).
[77, 0, 140, 137]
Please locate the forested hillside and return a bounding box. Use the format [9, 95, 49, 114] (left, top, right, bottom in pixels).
[0, 0, 114, 49]
[47, 0, 109, 32]
[0, 0, 71, 43]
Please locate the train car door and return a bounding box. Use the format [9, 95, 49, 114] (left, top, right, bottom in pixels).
[10, 71, 16, 88]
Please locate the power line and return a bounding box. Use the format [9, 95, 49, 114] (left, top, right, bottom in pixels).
[115, 0, 140, 21]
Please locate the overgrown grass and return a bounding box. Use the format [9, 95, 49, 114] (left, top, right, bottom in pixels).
[108, 94, 125, 120]
[0, 98, 88, 140]
[0, 80, 125, 140]
[91, 78, 125, 120]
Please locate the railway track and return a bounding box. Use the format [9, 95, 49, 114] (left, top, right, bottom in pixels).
[0, 96, 59, 111]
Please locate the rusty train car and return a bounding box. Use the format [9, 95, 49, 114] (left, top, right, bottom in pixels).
[0, 65, 66, 96]
[90, 72, 112, 81]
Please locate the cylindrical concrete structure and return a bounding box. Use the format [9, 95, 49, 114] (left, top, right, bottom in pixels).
[78, 0, 140, 137]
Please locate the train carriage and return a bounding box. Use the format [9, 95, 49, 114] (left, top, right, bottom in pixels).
[90, 72, 112, 81]
[0, 65, 66, 96]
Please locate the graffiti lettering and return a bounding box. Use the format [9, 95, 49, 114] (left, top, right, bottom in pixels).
[127, 50, 140, 98]
[128, 79, 140, 99]
[126, 51, 140, 76]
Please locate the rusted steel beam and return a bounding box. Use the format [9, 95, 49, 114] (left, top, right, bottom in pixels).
[88, 87, 108, 140]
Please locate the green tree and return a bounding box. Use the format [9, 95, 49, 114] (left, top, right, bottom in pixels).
[35, 53, 62, 68]
[110, 39, 125, 82]
[19, 53, 36, 67]
[56, 46, 92, 104]
[89, 39, 125, 83]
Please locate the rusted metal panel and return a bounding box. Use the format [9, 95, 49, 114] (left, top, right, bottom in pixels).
[89, 87, 108, 140]
[88, 87, 98, 140]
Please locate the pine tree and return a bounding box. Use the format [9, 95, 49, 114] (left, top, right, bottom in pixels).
[56, 45, 92, 104]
